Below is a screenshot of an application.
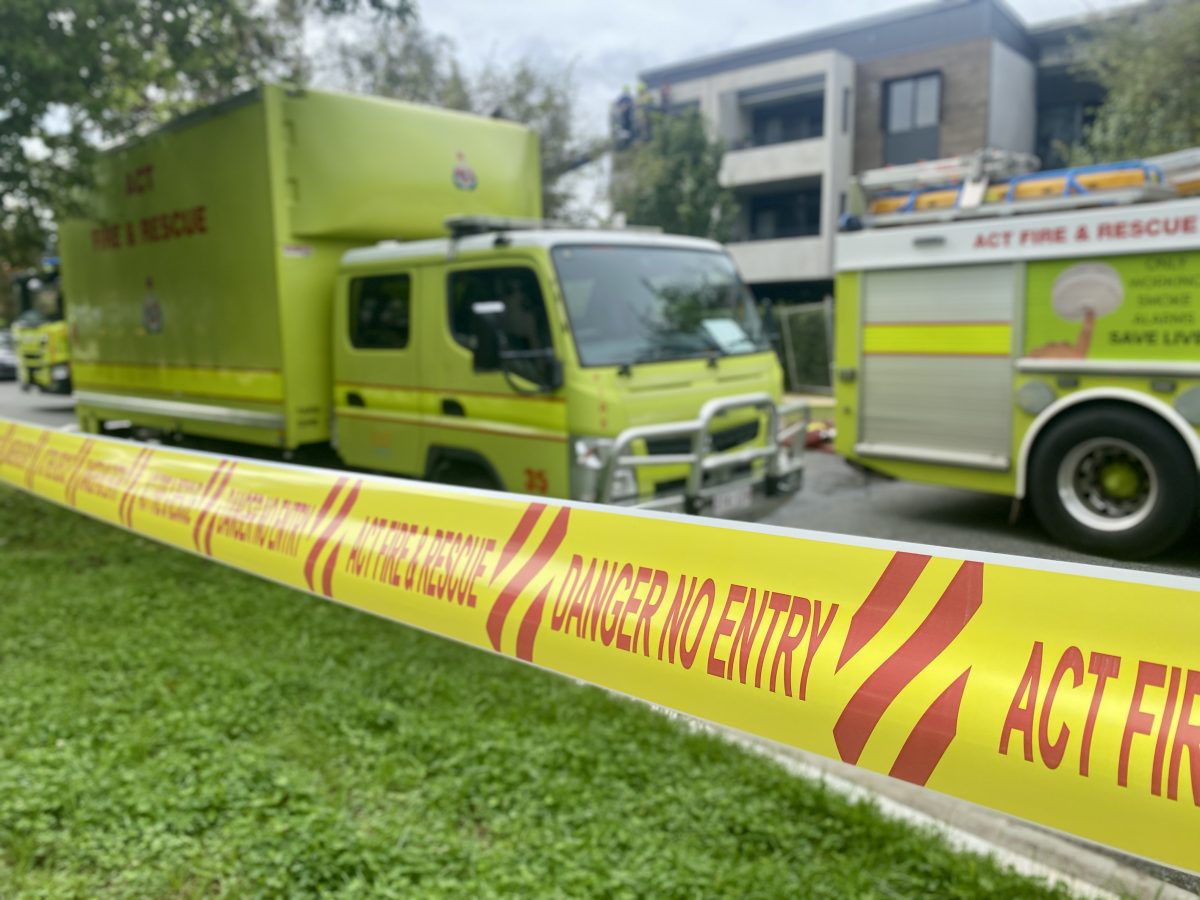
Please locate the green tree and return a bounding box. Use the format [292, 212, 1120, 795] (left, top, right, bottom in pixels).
[0, 0, 412, 267]
[332, 24, 601, 222]
[612, 110, 736, 241]
[472, 59, 606, 221]
[330, 18, 471, 111]
[1068, 0, 1200, 162]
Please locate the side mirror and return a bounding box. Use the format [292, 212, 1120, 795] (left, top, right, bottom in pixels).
[471, 300, 505, 371]
[543, 356, 564, 392]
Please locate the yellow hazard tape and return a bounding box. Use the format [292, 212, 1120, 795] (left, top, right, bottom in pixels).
[1, 416, 1197, 874]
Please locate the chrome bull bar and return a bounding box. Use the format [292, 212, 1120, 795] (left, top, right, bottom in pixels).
[596, 392, 809, 511]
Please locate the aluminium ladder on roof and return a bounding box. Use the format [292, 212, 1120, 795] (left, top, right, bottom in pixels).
[853, 148, 1196, 228]
[1147, 147, 1200, 196]
[855, 148, 1039, 194]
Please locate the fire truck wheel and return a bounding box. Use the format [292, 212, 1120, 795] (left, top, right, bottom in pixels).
[1029, 405, 1196, 560]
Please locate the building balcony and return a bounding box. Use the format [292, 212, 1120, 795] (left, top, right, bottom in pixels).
[719, 138, 828, 189]
[727, 235, 832, 284]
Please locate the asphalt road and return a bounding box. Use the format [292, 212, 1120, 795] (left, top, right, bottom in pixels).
[0, 381, 76, 430]
[2, 381, 1197, 580]
[766, 446, 1200, 580]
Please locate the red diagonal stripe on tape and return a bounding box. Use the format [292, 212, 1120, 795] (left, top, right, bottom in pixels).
[486, 506, 570, 653]
[309, 477, 349, 537]
[202, 462, 239, 556]
[118, 448, 154, 527]
[64, 440, 94, 507]
[116, 448, 148, 525]
[888, 667, 971, 786]
[836, 552, 930, 673]
[515, 581, 554, 662]
[491, 503, 546, 586]
[321, 543, 343, 598]
[0, 422, 17, 472]
[304, 479, 361, 593]
[191, 460, 231, 551]
[23, 430, 52, 489]
[833, 561, 983, 766]
[301, 477, 349, 587]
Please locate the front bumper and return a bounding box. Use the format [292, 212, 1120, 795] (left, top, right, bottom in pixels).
[594, 392, 808, 516]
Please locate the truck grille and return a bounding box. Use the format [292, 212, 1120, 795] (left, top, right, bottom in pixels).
[645, 420, 760, 456]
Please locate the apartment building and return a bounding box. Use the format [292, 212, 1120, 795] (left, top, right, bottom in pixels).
[636, 0, 1109, 300]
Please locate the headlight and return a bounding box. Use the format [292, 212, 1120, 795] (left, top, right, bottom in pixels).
[573, 437, 611, 472]
[570, 436, 612, 503]
[51, 365, 70, 380]
[570, 437, 639, 503]
[608, 466, 638, 502]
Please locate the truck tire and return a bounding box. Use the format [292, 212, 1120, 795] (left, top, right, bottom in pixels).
[428, 459, 502, 492]
[1028, 405, 1196, 559]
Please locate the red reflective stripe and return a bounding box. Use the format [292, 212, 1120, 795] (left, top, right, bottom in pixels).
[515, 581, 554, 662]
[202, 462, 238, 556]
[191, 460, 230, 551]
[307, 480, 362, 596]
[889, 668, 971, 786]
[492, 503, 546, 586]
[486, 507, 570, 653]
[836, 552, 930, 673]
[833, 561, 983, 766]
[303, 478, 349, 590]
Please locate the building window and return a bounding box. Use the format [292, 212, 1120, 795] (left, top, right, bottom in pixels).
[349, 274, 410, 349]
[743, 182, 823, 241]
[883, 73, 941, 165]
[749, 95, 824, 147]
[1036, 102, 1100, 169]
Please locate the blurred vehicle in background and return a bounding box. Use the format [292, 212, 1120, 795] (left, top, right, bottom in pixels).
[0, 330, 17, 381]
[9, 263, 71, 394]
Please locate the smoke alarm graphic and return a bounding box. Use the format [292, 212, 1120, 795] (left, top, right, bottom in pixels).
[1051, 263, 1125, 320]
[452, 152, 478, 191]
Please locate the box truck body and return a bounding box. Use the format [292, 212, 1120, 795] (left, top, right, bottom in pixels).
[62, 85, 541, 449]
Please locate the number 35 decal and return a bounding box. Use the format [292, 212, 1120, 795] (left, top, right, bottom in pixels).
[523, 468, 549, 494]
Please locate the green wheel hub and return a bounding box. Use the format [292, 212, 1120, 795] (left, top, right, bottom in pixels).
[1099, 460, 1142, 501]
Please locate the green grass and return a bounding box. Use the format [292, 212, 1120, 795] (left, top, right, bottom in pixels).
[0, 486, 1073, 898]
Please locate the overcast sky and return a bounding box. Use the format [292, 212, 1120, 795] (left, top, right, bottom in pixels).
[421, 0, 1137, 135]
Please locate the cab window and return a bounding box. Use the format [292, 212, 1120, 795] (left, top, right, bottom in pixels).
[349, 274, 410, 349]
[448, 267, 552, 354]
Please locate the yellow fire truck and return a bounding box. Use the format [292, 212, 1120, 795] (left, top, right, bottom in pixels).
[835, 148, 1200, 558]
[10, 265, 71, 394]
[60, 86, 805, 515]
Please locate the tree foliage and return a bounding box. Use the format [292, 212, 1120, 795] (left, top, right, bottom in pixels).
[1068, 0, 1200, 162]
[332, 22, 601, 222]
[0, 0, 413, 267]
[611, 110, 736, 241]
[330, 18, 471, 111]
[472, 59, 605, 222]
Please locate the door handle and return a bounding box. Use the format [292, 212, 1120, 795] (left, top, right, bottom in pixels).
[347, 391, 365, 407]
[442, 398, 465, 417]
